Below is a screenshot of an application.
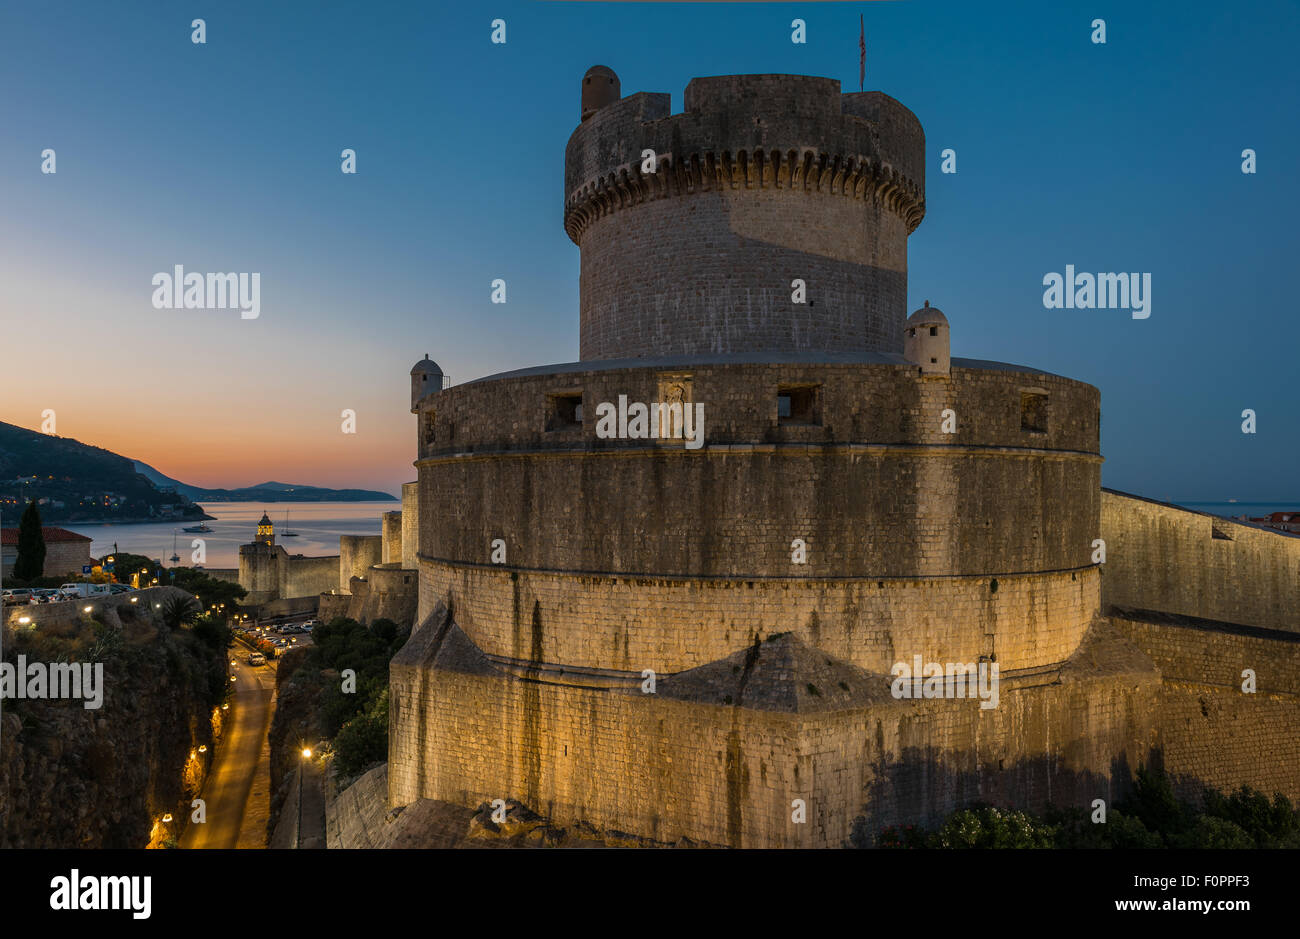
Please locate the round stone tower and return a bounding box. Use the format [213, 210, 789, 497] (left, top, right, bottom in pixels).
[565, 72, 926, 360]
[397, 67, 1107, 850]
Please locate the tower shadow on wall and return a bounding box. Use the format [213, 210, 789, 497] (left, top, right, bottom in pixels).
[848, 747, 1167, 847]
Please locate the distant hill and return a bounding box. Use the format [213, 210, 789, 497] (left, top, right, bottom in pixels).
[132, 462, 395, 503]
[0, 421, 395, 525]
[0, 421, 206, 524]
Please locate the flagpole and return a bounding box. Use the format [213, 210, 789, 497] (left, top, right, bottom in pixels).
[859, 14, 867, 92]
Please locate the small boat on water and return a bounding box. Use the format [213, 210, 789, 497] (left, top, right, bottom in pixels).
[182, 523, 213, 533]
[281, 509, 299, 537]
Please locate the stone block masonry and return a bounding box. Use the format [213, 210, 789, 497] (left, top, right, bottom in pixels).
[417, 559, 1098, 677]
[389, 612, 1159, 848]
[1100, 489, 1300, 633]
[1113, 610, 1300, 803]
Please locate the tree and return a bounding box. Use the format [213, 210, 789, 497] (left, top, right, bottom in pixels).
[13, 501, 46, 581]
[169, 567, 247, 611]
[157, 593, 200, 630]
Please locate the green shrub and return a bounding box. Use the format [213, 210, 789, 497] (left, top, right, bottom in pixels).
[1202, 786, 1299, 848]
[930, 806, 1056, 849]
[332, 688, 389, 777]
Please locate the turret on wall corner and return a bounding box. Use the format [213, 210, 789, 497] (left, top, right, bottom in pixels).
[903, 301, 950, 376]
[410, 355, 445, 413]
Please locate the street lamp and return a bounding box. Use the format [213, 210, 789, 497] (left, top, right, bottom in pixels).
[297, 747, 313, 847]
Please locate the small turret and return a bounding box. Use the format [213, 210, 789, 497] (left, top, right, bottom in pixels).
[411, 355, 445, 412]
[903, 301, 950, 376]
[581, 65, 620, 122]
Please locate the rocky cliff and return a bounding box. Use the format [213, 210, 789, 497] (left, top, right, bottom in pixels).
[0, 588, 228, 847]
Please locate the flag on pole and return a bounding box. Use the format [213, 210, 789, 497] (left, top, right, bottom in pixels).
[859, 15, 866, 91]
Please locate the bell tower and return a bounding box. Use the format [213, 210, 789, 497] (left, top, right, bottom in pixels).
[256, 511, 275, 546]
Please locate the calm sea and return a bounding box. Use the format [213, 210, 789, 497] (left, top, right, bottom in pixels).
[65, 501, 392, 569]
[1177, 502, 1300, 519]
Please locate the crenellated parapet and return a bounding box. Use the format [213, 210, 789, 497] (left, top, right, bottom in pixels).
[564, 78, 926, 245]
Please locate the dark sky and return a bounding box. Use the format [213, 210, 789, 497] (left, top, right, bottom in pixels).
[1, 0, 1295, 500]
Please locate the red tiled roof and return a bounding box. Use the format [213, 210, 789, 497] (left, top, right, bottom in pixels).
[0, 527, 93, 545]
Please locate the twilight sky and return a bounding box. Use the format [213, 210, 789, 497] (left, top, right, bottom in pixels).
[1, 0, 1296, 500]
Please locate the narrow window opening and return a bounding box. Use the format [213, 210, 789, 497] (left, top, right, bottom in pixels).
[1021, 392, 1048, 433]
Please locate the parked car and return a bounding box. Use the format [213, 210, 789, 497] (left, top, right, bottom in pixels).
[2, 588, 35, 604]
[58, 583, 113, 599]
[107, 584, 133, 594]
[246, 652, 266, 666]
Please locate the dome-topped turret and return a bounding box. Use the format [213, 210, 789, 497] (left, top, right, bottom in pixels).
[411, 354, 446, 412]
[907, 300, 948, 328]
[903, 300, 950, 376]
[581, 65, 620, 122]
[411, 356, 443, 377]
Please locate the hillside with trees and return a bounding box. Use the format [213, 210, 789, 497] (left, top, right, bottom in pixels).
[0, 421, 207, 524]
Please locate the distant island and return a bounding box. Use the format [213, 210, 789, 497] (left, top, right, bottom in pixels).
[0, 420, 395, 525]
[133, 462, 396, 504]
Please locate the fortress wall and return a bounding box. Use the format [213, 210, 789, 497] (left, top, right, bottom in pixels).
[1112, 613, 1300, 802]
[422, 362, 1099, 456]
[401, 482, 419, 569]
[203, 568, 239, 584]
[282, 555, 340, 599]
[420, 448, 1098, 580]
[1152, 686, 1300, 804]
[238, 544, 282, 605]
[1115, 615, 1300, 693]
[417, 363, 1099, 581]
[350, 565, 418, 627]
[578, 191, 907, 358]
[339, 535, 382, 594]
[390, 662, 804, 847]
[1100, 490, 1300, 632]
[389, 634, 1157, 847]
[416, 559, 1099, 674]
[318, 592, 352, 624]
[381, 512, 403, 565]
